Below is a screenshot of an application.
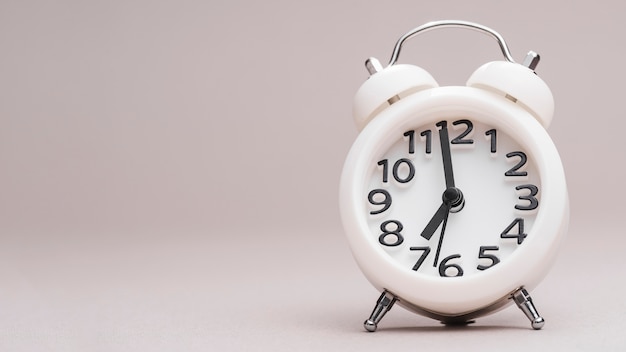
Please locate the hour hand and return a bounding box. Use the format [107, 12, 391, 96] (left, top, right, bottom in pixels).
[420, 202, 448, 240]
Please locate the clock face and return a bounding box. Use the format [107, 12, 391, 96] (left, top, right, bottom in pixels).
[365, 118, 540, 278]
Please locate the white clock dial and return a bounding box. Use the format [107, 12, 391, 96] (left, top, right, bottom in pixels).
[365, 119, 540, 278]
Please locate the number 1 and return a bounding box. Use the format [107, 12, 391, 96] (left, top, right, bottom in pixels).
[403, 130, 415, 154]
[485, 129, 496, 153]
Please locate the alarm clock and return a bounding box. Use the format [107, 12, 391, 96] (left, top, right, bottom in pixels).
[339, 20, 569, 331]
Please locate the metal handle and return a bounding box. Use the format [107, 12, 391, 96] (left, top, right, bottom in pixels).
[387, 20, 516, 67]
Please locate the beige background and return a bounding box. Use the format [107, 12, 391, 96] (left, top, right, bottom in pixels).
[0, 0, 624, 350]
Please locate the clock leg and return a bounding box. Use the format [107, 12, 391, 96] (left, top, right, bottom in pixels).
[512, 287, 545, 330]
[364, 290, 397, 332]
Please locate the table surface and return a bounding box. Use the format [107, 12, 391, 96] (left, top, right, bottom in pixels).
[1, 219, 622, 351]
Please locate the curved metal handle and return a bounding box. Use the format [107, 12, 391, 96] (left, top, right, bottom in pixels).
[387, 20, 516, 67]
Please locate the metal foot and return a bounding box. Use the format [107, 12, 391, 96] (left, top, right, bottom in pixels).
[364, 291, 397, 332]
[512, 287, 545, 330]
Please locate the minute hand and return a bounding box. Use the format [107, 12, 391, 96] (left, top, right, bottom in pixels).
[436, 121, 455, 189]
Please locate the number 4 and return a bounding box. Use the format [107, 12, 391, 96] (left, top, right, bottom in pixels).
[501, 218, 527, 245]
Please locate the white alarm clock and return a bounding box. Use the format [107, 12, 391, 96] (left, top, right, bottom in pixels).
[339, 20, 569, 331]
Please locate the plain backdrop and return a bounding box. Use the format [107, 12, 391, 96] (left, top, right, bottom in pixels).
[0, 0, 624, 350]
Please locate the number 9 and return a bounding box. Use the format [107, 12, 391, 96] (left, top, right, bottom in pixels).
[368, 189, 392, 215]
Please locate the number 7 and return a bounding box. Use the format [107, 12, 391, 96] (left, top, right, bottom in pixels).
[410, 246, 431, 271]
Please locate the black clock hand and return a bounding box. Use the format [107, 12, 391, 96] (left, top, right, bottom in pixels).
[436, 121, 465, 213]
[436, 121, 455, 189]
[432, 205, 450, 267]
[420, 202, 448, 240]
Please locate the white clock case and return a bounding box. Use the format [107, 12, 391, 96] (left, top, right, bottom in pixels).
[340, 67, 569, 317]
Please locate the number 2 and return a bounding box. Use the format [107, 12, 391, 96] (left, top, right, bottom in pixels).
[505, 151, 528, 177]
[451, 119, 474, 144]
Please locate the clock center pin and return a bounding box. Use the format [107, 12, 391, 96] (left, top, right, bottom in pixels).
[443, 187, 465, 213]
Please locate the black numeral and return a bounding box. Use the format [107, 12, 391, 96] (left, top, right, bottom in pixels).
[377, 159, 415, 184]
[368, 189, 392, 215]
[377, 159, 389, 183]
[451, 119, 474, 145]
[515, 184, 539, 211]
[410, 246, 431, 271]
[420, 130, 432, 154]
[505, 151, 528, 177]
[379, 220, 404, 246]
[439, 254, 464, 277]
[477, 246, 500, 271]
[485, 129, 497, 153]
[501, 218, 527, 244]
[403, 130, 415, 154]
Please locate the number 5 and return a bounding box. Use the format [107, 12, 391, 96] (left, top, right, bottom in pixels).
[477, 246, 500, 271]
